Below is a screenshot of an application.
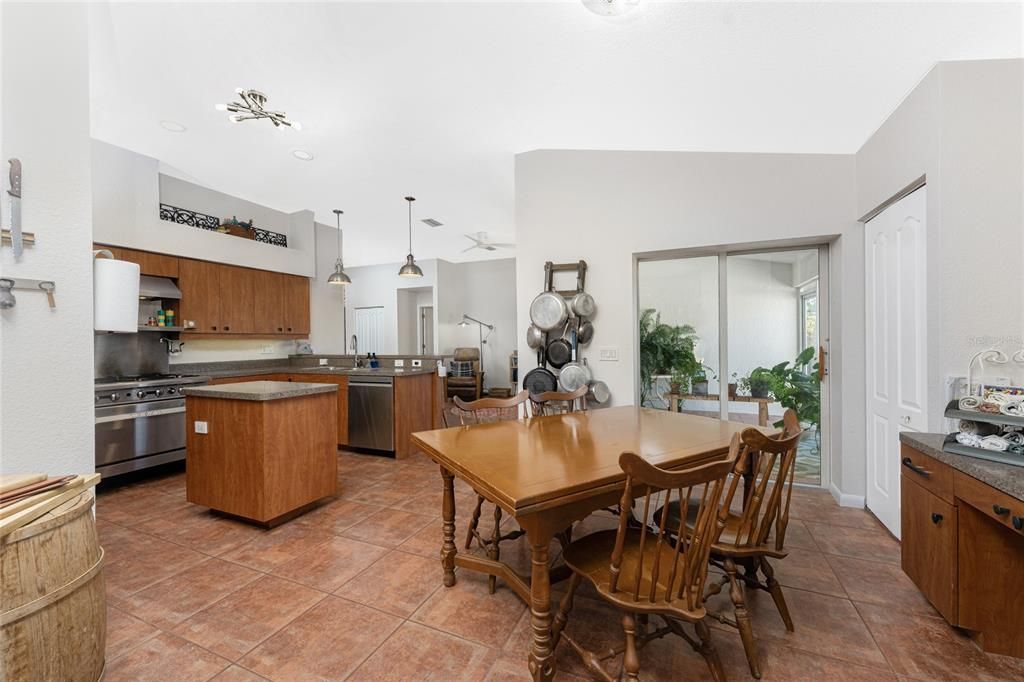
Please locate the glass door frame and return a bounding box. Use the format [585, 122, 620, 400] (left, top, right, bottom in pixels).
[633, 242, 831, 489]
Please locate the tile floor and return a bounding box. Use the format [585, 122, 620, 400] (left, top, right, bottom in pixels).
[97, 450, 1024, 682]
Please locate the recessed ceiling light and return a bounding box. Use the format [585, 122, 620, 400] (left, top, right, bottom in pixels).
[582, 0, 639, 16]
[292, 149, 314, 161]
[159, 120, 187, 133]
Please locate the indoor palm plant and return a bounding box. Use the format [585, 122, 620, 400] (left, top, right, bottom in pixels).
[638, 309, 699, 404]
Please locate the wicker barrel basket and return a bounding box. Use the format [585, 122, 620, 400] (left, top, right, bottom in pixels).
[1, 492, 106, 681]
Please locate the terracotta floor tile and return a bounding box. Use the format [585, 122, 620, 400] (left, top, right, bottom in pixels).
[96, 488, 194, 526]
[396, 518, 446, 558]
[219, 524, 333, 572]
[827, 554, 938, 616]
[106, 605, 160, 661]
[289, 498, 381, 534]
[118, 557, 262, 629]
[768, 547, 847, 598]
[134, 506, 264, 557]
[349, 621, 495, 681]
[103, 632, 230, 682]
[856, 602, 1024, 682]
[789, 493, 884, 530]
[769, 518, 819, 551]
[97, 520, 154, 562]
[335, 549, 442, 617]
[104, 535, 208, 600]
[239, 596, 402, 680]
[805, 521, 901, 564]
[413, 570, 526, 648]
[172, 575, 327, 661]
[706, 584, 889, 671]
[270, 535, 388, 592]
[341, 507, 433, 547]
[210, 666, 269, 682]
[484, 652, 589, 682]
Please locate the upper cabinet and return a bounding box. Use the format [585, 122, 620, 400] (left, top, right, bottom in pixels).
[118, 247, 179, 278]
[284, 275, 310, 335]
[178, 258, 221, 332]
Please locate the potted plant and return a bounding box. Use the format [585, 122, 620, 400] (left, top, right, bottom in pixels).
[638, 309, 699, 405]
[728, 372, 739, 399]
[740, 368, 774, 399]
[759, 347, 821, 429]
[691, 365, 710, 396]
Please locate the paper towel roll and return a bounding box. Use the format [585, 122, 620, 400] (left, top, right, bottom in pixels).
[94, 258, 140, 332]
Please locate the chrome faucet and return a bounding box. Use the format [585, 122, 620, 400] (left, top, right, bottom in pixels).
[350, 334, 363, 368]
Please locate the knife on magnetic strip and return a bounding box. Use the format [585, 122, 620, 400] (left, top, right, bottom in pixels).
[7, 158, 22, 258]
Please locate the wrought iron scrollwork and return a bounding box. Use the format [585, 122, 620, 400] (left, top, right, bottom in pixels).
[158, 203, 288, 247]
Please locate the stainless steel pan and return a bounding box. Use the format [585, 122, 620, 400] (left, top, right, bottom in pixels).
[530, 291, 569, 331]
[526, 324, 545, 350]
[569, 291, 596, 318]
[559, 357, 592, 392]
[577, 319, 594, 345]
[587, 380, 610, 406]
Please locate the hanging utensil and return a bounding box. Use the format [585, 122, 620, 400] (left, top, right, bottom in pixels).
[0, 279, 15, 309]
[546, 336, 572, 369]
[578, 319, 594, 345]
[569, 291, 596, 318]
[7, 159, 23, 259]
[530, 290, 568, 331]
[526, 324, 545, 350]
[559, 357, 592, 392]
[523, 365, 557, 395]
[587, 380, 611, 406]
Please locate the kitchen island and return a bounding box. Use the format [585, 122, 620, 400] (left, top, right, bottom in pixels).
[183, 381, 338, 525]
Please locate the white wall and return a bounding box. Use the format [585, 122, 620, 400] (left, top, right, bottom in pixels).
[0, 4, 96, 475]
[91, 140, 315, 276]
[515, 150, 861, 497]
[856, 59, 1024, 429]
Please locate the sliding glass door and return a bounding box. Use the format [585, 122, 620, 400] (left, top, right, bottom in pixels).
[637, 246, 828, 487]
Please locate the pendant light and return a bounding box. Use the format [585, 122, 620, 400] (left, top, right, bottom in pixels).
[398, 196, 424, 278]
[327, 209, 351, 285]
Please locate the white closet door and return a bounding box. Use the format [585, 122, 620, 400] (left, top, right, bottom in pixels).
[354, 307, 385, 354]
[865, 187, 927, 537]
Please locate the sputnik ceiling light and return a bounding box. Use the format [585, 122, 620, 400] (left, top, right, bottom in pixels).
[327, 209, 351, 285]
[398, 196, 424, 278]
[215, 89, 302, 129]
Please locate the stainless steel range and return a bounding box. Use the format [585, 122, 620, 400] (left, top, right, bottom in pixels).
[94, 372, 209, 477]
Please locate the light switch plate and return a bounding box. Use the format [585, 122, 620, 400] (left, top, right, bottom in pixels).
[319, 358, 329, 366]
[194, 421, 208, 434]
[260, 344, 275, 354]
[394, 359, 405, 367]
[599, 347, 619, 362]
[411, 359, 422, 367]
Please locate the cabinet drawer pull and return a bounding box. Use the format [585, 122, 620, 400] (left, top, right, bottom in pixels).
[993, 504, 1010, 516]
[931, 512, 943, 524]
[902, 457, 931, 478]
[224, 326, 230, 331]
[1013, 516, 1023, 531]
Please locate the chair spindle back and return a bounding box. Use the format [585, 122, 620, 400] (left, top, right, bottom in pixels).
[529, 385, 589, 416]
[443, 390, 532, 427]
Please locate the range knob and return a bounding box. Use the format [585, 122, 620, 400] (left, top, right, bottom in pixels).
[136, 390, 145, 399]
[109, 393, 119, 402]
[166, 387, 176, 395]
[153, 389, 162, 397]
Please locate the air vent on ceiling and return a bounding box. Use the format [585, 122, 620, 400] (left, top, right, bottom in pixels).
[421, 218, 443, 228]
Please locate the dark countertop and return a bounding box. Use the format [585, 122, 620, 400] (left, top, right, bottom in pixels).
[180, 364, 436, 379]
[900, 432, 1024, 501]
[183, 381, 338, 402]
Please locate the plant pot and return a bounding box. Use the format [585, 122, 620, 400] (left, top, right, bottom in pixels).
[693, 380, 709, 397]
[669, 382, 682, 395]
[728, 382, 737, 399]
[751, 386, 770, 399]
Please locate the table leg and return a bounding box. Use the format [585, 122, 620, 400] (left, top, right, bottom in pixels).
[526, 528, 556, 682]
[440, 466, 457, 587]
[758, 401, 768, 427]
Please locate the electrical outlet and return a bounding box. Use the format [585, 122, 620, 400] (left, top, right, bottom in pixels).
[411, 359, 422, 368]
[194, 421, 208, 434]
[394, 359, 405, 368]
[319, 358, 329, 366]
[260, 344, 275, 354]
[599, 347, 619, 362]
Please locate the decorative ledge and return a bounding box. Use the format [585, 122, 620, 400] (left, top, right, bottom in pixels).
[159, 203, 288, 248]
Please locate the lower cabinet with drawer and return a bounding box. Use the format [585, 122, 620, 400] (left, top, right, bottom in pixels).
[901, 444, 1024, 658]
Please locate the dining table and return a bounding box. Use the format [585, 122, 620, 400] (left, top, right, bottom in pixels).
[411, 405, 768, 681]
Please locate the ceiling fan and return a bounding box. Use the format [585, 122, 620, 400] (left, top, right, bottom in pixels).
[462, 232, 514, 253]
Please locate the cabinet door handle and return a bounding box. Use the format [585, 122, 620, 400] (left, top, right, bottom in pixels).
[1013, 516, 1023, 531]
[277, 327, 283, 332]
[223, 326, 230, 331]
[931, 513, 943, 524]
[993, 504, 1010, 516]
[902, 457, 931, 478]
[211, 326, 217, 331]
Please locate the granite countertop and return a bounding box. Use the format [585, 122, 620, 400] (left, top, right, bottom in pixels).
[183, 381, 339, 402]
[185, 364, 436, 380]
[900, 432, 1024, 501]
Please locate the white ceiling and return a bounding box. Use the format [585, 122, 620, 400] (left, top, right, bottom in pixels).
[88, 1, 1022, 267]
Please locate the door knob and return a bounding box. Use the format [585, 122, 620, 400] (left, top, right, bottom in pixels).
[931, 513, 943, 524]
[902, 415, 911, 424]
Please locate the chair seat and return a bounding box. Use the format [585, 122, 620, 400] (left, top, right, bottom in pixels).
[446, 377, 478, 386]
[658, 500, 787, 559]
[562, 530, 706, 619]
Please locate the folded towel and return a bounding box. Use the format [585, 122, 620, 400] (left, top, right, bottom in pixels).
[978, 402, 1003, 414]
[958, 420, 999, 437]
[956, 432, 984, 447]
[980, 435, 1010, 452]
[999, 401, 1024, 417]
[985, 392, 1014, 406]
[1009, 444, 1024, 456]
[1003, 431, 1024, 446]
[959, 396, 982, 411]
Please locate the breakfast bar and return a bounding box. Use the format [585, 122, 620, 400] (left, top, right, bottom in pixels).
[183, 381, 338, 525]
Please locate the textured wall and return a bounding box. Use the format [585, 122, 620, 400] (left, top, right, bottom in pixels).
[0, 4, 96, 475]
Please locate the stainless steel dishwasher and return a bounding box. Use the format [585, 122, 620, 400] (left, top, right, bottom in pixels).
[347, 375, 395, 451]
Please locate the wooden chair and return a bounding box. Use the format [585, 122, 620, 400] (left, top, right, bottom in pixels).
[442, 390, 532, 593]
[661, 410, 803, 679]
[552, 437, 746, 681]
[529, 385, 589, 416]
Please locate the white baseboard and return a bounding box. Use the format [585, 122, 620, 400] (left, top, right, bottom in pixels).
[829, 483, 866, 509]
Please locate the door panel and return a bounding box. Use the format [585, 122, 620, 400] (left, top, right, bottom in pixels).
[896, 213, 927, 427]
[284, 275, 310, 335]
[219, 265, 255, 333]
[179, 259, 221, 332]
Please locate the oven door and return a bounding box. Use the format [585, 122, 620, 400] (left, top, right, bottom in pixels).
[95, 398, 186, 473]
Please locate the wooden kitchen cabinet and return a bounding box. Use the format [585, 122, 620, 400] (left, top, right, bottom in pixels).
[283, 275, 310, 335]
[118, 247, 179, 278]
[901, 473, 957, 623]
[217, 265, 255, 334]
[289, 374, 348, 446]
[178, 259, 221, 332]
[254, 270, 288, 334]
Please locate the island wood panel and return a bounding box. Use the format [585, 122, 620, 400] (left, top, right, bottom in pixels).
[288, 374, 349, 446]
[186, 391, 337, 524]
[900, 474, 957, 623]
[394, 372, 435, 459]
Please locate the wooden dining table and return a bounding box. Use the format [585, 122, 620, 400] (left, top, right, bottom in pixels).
[411, 405, 765, 681]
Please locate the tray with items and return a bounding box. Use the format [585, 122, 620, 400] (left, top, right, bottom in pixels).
[943, 387, 1024, 467]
